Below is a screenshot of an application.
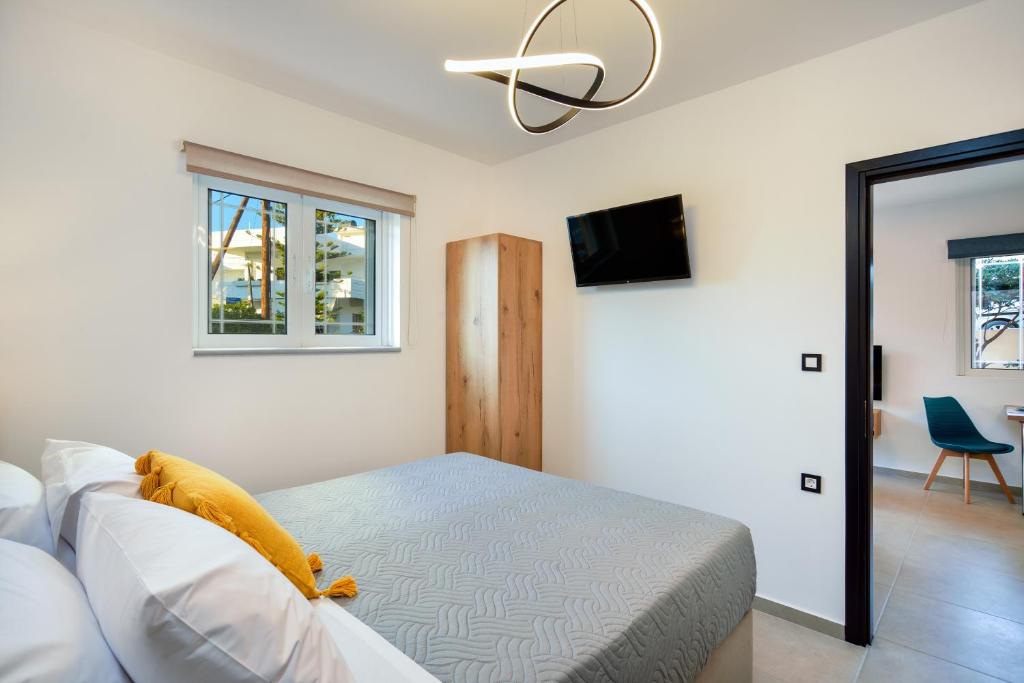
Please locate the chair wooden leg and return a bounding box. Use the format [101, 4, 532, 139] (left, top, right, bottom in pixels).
[964, 453, 971, 504]
[982, 454, 1016, 504]
[924, 449, 950, 491]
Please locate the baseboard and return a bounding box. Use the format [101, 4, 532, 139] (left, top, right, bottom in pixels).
[874, 465, 1022, 496]
[753, 596, 845, 641]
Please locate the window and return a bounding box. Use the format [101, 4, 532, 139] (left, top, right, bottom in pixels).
[959, 254, 1024, 373]
[195, 176, 400, 352]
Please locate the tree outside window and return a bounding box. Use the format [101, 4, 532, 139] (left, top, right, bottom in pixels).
[972, 255, 1023, 369]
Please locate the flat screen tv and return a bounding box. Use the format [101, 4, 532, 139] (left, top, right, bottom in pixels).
[566, 194, 690, 287]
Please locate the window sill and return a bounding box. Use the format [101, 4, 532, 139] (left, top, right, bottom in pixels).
[193, 346, 401, 357]
[957, 369, 1024, 378]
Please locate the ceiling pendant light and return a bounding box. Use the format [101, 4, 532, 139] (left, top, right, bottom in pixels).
[445, 0, 662, 135]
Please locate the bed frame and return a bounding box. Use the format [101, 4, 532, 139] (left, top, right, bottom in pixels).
[695, 611, 753, 683]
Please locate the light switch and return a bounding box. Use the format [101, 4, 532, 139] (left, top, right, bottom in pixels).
[801, 353, 822, 372]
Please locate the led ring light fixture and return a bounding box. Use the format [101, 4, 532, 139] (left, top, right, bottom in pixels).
[445, 0, 661, 134]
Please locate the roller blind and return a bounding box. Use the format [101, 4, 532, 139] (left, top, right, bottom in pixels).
[947, 232, 1024, 260]
[182, 141, 416, 217]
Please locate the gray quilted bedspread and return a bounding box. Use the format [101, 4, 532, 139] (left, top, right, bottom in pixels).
[257, 454, 755, 683]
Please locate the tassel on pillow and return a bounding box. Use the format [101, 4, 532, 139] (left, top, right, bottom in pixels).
[321, 576, 358, 599]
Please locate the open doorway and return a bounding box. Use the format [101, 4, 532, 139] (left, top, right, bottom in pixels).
[844, 129, 1024, 650]
[868, 158, 1024, 676]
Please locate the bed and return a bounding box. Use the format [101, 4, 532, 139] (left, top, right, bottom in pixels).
[257, 453, 756, 683]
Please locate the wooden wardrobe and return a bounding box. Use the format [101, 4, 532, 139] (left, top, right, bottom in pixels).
[446, 233, 542, 471]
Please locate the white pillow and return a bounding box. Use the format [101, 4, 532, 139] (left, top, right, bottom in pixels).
[315, 600, 441, 683]
[0, 460, 54, 554]
[0, 537, 129, 683]
[55, 537, 77, 573]
[76, 492, 355, 683]
[40, 439, 141, 551]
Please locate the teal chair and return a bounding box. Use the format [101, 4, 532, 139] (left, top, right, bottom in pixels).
[922, 396, 1015, 504]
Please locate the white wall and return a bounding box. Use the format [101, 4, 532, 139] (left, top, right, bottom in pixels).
[0, 2, 491, 493]
[874, 177, 1024, 486]
[488, 0, 1024, 624]
[3, 0, 1024, 629]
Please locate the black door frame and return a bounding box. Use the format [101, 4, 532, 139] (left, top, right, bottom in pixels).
[844, 127, 1024, 646]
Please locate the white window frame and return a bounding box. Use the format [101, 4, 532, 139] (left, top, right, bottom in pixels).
[193, 176, 400, 353]
[956, 256, 1024, 377]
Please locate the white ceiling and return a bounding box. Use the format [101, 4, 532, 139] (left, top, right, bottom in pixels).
[50, 0, 982, 164]
[874, 158, 1024, 210]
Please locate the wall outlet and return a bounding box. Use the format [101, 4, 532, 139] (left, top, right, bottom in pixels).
[801, 473, 822, 494]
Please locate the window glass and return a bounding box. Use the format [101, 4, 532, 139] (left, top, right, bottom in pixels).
[971, 255, 1022, 370]
[314, 209, 375, 336]
[208, 190, 287, 335]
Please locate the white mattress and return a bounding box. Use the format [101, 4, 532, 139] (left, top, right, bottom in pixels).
[314, 599, 440, 683]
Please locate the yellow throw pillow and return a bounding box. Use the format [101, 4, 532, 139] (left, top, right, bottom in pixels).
[135, 450, 355, 600]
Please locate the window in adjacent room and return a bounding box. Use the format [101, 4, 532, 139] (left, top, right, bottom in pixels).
[194, 176, 399, 351]
[959, 254, 1024, 373]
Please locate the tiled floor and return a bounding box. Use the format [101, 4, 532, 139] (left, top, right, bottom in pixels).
[753, 468, 1024, 682]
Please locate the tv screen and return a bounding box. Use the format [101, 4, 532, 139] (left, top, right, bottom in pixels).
[873, 345, 883, 401]
[566, 194, 691, 287]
